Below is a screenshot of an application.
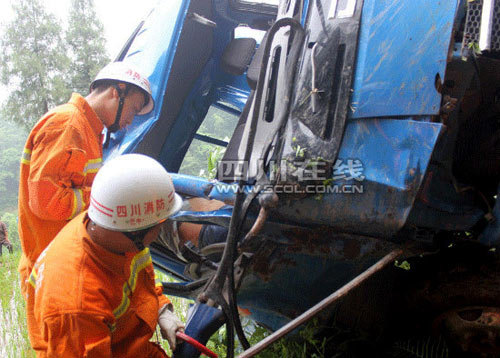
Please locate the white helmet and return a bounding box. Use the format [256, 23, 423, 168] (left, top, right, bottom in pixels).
[90, 62, 154, 115]
[88, 154, 183, 232]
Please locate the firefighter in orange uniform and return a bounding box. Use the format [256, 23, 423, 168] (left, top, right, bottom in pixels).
[27, 154, 185, 357]
[18, 62, 155, 299]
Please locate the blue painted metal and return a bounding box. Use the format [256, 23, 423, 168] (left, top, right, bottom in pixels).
[158, 70, 217, 171]
[236, 232, 399, 331]
[103, 0, 191, 161]
[156, 0, 273, 172]
[169, 173, 257, 206]
[155, 0, 255, 171]
[150, 246, 191, 282]
[175, 304, 225, 358]
[276, 118, 444, 237]
[216, 83, 250, 110]
[170, 118, 445, 237]
[350, 0, 458, 118]
[101, 0, 270, 169]
[172, 207, 234, 227]
[300, 0, 309, 25]
[169, 174, 216, 198]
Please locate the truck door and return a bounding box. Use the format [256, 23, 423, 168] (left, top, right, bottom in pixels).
[103, 0, 216, 163]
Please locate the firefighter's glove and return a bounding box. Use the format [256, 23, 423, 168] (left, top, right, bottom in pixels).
[158, 304, 185, 351]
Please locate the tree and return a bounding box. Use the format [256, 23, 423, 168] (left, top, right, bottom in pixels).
[65, 0, 110, 95]
[0, 119, 28, 213]
[0, 0, 70, 130]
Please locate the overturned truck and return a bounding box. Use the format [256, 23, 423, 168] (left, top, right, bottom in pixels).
[105, 0, 500, 356]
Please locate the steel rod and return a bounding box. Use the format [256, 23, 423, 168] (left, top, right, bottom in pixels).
[237, 249, 402, 358]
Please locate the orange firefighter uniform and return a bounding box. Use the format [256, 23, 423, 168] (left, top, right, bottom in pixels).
[27, 212, 171, 358]
[18, 93, 104, 298]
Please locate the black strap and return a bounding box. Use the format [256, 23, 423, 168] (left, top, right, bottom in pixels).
[123, 230, 146, 251]
[103, 84, 131, 149]
[122, 223, 158, 251]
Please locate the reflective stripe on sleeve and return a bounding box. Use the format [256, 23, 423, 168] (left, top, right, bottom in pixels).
[28, 269, 38, 289]
[83, 158, 102, 175]
[21, 148, 32, 165]
[155, 273, 163, 288]
[112, 248, 152, 320]
[68, 189, 84, 220]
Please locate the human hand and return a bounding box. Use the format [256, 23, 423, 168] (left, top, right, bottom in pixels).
[158, 305, 185, 351]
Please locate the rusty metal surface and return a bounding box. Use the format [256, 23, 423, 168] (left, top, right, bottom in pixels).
[436, 306, 500, 356]
[237, 249, 402, 358]
[235, 226, 400, 331]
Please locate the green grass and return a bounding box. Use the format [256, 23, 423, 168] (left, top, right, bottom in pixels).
[0, 250, 35, 358]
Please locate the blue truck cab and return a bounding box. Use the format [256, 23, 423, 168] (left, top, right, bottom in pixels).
[106, 0, 500, 356]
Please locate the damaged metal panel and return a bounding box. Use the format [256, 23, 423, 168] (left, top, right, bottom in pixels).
[274, 118, 444, 238]
[279, 0, 365, 179]
[350, 0, 459, 118]
[406, 161, 485, 231]
[236, 228, 399, 331]
[171, 117, 444, 238]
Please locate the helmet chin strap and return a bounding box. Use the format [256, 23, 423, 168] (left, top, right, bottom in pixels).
[103, 84, 130, 149]
[130, 236, 146, 251]
[123, 230, 147, 251]
[122, 224, 158, 251]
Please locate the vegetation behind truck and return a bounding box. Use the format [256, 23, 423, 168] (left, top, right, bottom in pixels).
[105, 0, 500, 356]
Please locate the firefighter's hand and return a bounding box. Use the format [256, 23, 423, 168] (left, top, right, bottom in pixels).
[158, 305, 185, 351]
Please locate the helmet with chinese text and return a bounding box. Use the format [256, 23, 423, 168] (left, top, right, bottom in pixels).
[88, 154, 183, 232]
[90, 61, 154, 115]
